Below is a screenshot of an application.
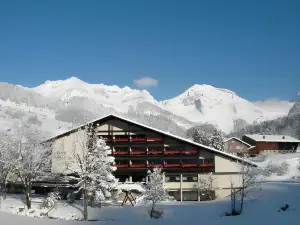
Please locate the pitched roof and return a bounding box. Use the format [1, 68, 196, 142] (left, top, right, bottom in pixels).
[45, 114, 257, 167]
[224, 137, 252, 147]
[243, 134, 300, 143]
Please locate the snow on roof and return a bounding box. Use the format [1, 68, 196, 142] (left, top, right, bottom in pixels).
[45, 114, 257, 167]
[243, 134, 300, 143]
[223, 137, 252, 147]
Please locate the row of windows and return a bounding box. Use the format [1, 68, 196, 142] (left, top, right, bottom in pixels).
[115, 159, 214, 164]
[165, 174, 214, 182]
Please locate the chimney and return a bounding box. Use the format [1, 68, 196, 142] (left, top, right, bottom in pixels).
[282, 136, 285, 139]
[262, 135, 265, 139]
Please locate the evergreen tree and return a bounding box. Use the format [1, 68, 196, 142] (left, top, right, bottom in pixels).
[209, 129, 225, 151]
[191, 128, 210, 146]
[144, 167, 171, 218]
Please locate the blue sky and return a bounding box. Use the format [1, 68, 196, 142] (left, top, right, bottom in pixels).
[0, 0, 299, 101]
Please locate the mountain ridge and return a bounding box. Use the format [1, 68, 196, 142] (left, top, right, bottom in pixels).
[0, 77, 294, 136]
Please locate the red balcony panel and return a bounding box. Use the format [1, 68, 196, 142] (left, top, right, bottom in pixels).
[113, 138, 129, 142]
[130, 151, 146, 155]
[148, 151, 163, 155]
[164, 164, 181, 168]
[130, 164, 146, 168]
[182, 164, 198, 168]
[164, 150, 180, 155]
[199, 163, 214, 167]
[116, 164, 128, 168]
[147, 138, 163, 142]
[182, 150, 198, 154]
[105, 138, 112, 142]
[130, 138, 146, 142]
[113, 151, 128, 155]
[147, 164, 163, 168]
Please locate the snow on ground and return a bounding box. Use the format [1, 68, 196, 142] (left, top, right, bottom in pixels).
[1, 181, 300, 225]
[1, 153, 300, 224]
[251, 152, 300, 181]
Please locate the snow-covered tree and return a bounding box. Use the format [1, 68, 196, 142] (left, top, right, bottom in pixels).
[0, 131, 16, 199]
[65, 124, 118, 221]
[193, 172, 216, 200]
[209, 129, 225, 151]
[144, 167, 171, 218]
[9, 123, 52, 209]
[191, 128, 210, 146]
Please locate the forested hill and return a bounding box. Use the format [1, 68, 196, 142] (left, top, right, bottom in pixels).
[228, 102, 300, 139]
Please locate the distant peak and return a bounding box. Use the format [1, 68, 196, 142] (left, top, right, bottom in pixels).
[65, 76, 85, 83]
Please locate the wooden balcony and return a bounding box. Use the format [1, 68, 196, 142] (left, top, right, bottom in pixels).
[148, 150, 163, 155]
[113, 138, 129, 142]
[130, 138, 146, 142]
[164, 164, 181, 168]
[113, 151, 128, 155]
[104, 138, 113, 143]
[130, 151, 146, 155]
[130, 164, 146, 168]
[181, 163, 198, 168]
[199, 163, 214, 167]
[147, 164, 162, 168]
[164, 150, 180, 155]
[182, 150, 198, 155]
[147, 138, 163, 142]
[115, 164, 128, 168]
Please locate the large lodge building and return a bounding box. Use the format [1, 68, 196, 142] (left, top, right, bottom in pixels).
[47, 114, 257, 201]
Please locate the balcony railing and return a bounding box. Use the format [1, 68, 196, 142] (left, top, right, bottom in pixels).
[199, 163, 214, 167]
[164, 164, 181, 168]
[147, 138, 163, 142]
[181, 163, 198, 168]
[147, 164, 162, 168]
[164, 150, 180, 155]
[148, 150, 163, 155]
[113, 151, 129, 155]
[113, 138, 129, 142]
[115, 164, 129, 168]
[131, 151, 147, 155]
[130, 164, 146, 168]
[182, 150, 198, 155]
[130, 138, 146, 142]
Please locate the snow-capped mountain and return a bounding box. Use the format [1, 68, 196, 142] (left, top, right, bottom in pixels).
[32, 77, 157, 112]
[0, 77, 294, 136]
[160, 84, 293, 133]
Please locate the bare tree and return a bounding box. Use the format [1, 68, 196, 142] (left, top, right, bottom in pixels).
[0, 122, 52, 209]
[228, 160, 257, 215]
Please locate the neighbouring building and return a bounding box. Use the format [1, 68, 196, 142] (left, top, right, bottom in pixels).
[47, 114, 257, 201]
[241, 134, 300, 156]
[223, 137, 253, 157]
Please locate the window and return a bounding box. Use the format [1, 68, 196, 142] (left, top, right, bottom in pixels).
[183, 175, 198, 182]
[182, 191, 198, 201]
[165, 175, 180, 182]
[168, 190, 180, 201]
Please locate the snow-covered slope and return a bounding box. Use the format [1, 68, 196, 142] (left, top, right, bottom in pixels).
[160, 84, 292, 133]
[0, 78, 294, 136]
[32, 77, 157, 113]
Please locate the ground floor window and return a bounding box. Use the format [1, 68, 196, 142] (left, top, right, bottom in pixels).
[182, 191, 198, 201]
[168, 190, 180, 201]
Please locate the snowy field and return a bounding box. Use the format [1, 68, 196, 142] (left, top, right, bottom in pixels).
[1, 153, 300, 225]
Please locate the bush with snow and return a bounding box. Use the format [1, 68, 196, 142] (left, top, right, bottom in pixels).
[261, 161, 290, 177]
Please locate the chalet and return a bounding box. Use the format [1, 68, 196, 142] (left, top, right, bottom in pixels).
[47, 114, 257, 201]
[223, 137, 253, 157]
[241, 134, 300, 156]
